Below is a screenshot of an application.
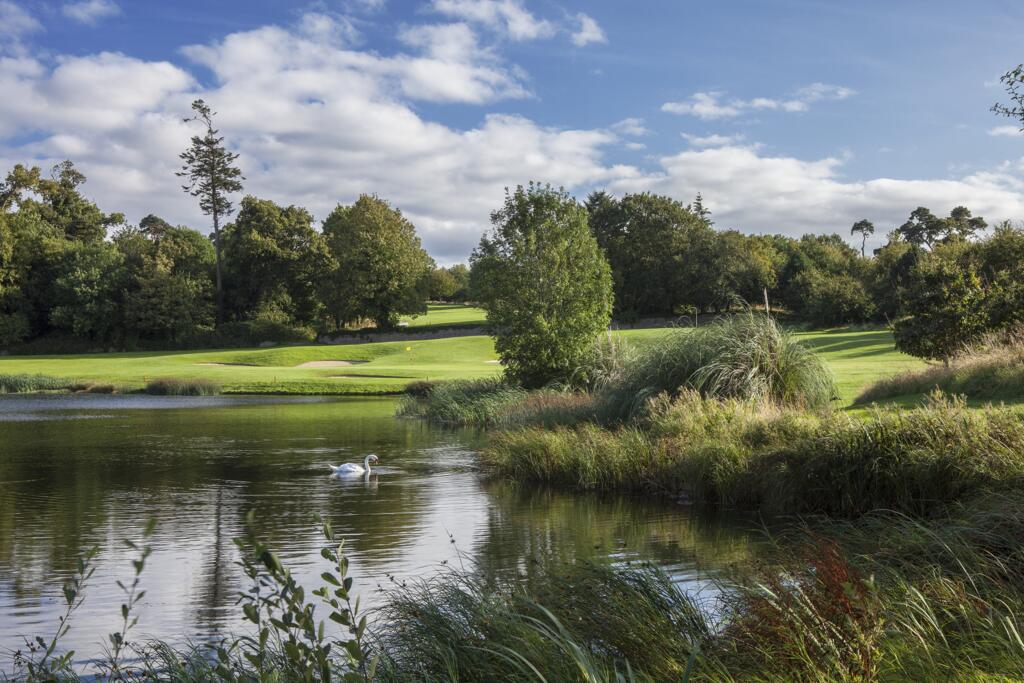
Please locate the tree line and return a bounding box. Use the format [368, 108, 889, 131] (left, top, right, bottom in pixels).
[0, 159, 471, 351]
[3, 62, 1023, 361]
[1, 157, 1021, 361]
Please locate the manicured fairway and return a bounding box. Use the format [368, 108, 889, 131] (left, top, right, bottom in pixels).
[0, 325, 925, 403]
[401, 304, 486, 329]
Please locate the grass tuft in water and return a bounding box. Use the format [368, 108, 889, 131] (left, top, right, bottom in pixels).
[143, 378, 222, 396]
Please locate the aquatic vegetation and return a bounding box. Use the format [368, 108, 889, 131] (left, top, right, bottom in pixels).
[483, 392, 1024, 516]
[143, 378, 222, 396]
[0, 373, 72, 393]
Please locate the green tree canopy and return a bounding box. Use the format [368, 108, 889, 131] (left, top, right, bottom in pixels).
[472, 183, 613, 388]
[222, 196, 330, 327]
[585, 191, 713, 317]
[321, 194, 434, 329]
[893, 254, 989, 363]
[178, 99, 244, 322]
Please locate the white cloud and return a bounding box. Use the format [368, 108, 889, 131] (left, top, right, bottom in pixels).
[990, 125, 1021, 137]
[0, 15, 1020, 263]
[681, 132, 744, 147]
[662, 92, 740, 119]
[0, 1, 41, 54]
[570, 13, 606, 47]
[611, 117, 647, 136]
[662, 84, 856, 120]
[62, 0, 120, 25]
[610, 144, 1024, 241]
[0, 16, 619, 262]
[431, 0, 554, 41]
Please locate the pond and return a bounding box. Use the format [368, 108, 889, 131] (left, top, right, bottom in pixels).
[0, 395, 759, 666]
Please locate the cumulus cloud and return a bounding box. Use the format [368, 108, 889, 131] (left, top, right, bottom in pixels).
[430, 0, 554, 41]
[0, 1, 41, 54]
[62, 0, 120, 25]
[0, 14, 1020, 262]
[570, 13, 606, 47]
[0, 16, 623, 262]
[611, 117, 648, 136]
[990, 125, 1022, 137]
[681, 132, 744, 147]
[663, 83, 855, 120]
[610, 144, 1024, 244]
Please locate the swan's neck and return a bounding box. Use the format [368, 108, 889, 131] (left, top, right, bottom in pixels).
[363, 456, 373, 472]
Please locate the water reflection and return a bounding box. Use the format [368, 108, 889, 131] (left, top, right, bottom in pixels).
[0, 395, 760, 664]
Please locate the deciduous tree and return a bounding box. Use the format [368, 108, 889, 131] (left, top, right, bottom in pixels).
[472, 184, 613, 388]
[321, 195, 433, 329]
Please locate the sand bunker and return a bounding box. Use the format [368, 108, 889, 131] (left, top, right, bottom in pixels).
[296, 360, 367, 368]
[484, 360, 501, 364]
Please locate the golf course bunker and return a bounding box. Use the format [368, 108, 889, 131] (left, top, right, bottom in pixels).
[296, 360, 369, 368]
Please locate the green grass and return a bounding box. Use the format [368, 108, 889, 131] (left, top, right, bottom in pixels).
[0, 373, 73, 393]
[856, 330, 1024, 406]
[0, 325, 923, 399]
[483, 392, 1024, 516]
[400, 303, 487, 330]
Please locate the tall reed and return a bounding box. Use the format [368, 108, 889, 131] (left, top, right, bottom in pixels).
[483, 392, 1024, 516]
[143, 378, 222, 396]
[0, 373, 72, 393]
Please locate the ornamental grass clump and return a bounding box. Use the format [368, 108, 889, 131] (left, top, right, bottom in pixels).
[596, 312, 836, 422]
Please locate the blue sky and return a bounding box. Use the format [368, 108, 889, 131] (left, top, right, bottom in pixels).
[2, 0, 1023, 261]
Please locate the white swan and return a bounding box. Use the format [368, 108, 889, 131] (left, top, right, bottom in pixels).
[329, 454, 379, 476]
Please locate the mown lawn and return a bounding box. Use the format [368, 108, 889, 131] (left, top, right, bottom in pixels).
[0, 325, 925, 403]
[401, 304, 486, 329]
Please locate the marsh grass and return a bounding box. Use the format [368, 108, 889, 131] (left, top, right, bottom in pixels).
[143, 378, 222, 396]
[397, 378, 593, 427]
[483, 392, 1024, 516]
[0, 373, 72, 393]
[12, 496, 1024, 682]
[856, 327, 1024, 404]
[374, 560, 707, 682]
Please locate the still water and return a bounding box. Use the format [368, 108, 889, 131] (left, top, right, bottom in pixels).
[0, 394, 758, 664]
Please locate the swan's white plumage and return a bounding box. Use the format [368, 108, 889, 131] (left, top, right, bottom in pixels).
[329, 454, 378, 476]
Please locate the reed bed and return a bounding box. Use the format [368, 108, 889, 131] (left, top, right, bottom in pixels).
[13, 494, 1024, 682]
[0, 373, 72, 393]
[397, 377, 593, 427]
[483, 392, 1024, 516]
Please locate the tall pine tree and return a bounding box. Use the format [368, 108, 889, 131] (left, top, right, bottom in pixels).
[177, 99, 243, 323]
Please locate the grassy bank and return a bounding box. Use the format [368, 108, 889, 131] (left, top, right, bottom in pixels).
[0, 326, 923, 399]
[482, 392, 1024, 516]
[857, 329, 1024, 405]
